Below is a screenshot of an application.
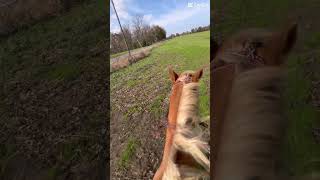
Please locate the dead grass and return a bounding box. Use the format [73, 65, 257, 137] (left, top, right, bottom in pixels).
[111, 49, 151, 72]
[110, 42, 164, 73]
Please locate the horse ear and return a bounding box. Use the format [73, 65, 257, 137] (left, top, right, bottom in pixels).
[168, 66, 179, 83]
[269, 23, 297, 65]
[281, 23, 297, 54]
[193, 68, 203, 81]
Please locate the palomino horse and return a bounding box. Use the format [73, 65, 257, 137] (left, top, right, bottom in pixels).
[153, 67, 210, 180]
[211, 23, 298, 179]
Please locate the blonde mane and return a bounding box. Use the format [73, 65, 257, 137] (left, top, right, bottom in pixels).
[163, 82, 210, 180]
[215, 67, 287, 179]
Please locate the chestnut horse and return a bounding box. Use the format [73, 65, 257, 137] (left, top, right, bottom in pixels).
[211, 23, 298, 179]
[153, 67, 210, 180]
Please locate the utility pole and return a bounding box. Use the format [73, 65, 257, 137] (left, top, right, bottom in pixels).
[111, 0, 133, 63]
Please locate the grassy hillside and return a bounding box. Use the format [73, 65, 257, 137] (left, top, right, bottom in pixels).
[110, 31, 210, 179]
[213, 0, 320, 176]
[0, 1, 108, 179]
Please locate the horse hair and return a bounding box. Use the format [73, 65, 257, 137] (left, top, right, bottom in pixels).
[163, 82, 210, 180]
[215, 67, 287, 180]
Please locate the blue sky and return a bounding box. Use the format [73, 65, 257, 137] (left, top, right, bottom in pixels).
[110, 0, 210, 36]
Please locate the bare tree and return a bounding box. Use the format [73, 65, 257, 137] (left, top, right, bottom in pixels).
[110, 14, 167, 54]
[110, 33, 126, 54]
[132, 14, 145, 47]
[122, 24, 134, 49]
[142, 24, 153, 46]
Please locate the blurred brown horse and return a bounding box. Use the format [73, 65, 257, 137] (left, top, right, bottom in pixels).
[153, 67, 210, 180]
[211, 23, 298, 179]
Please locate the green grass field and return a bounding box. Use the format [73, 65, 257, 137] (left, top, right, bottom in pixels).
[111, 31, 210, 118]
[110, 31, 210, 178]
[213, 0, 320, 176]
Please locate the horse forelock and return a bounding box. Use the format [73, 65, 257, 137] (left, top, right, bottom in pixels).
[180, 70, 195, 75]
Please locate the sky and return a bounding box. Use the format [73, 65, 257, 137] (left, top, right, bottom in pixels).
[110, 0, 210, 36]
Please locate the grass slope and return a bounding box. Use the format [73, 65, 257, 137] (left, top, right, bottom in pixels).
[110, 31, 210, 178]
[111, 31, 210, 118]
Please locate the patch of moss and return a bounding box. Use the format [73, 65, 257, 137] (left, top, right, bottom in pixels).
[118, 138, 139, 168]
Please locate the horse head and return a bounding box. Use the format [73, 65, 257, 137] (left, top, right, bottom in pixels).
[169, 66, 203, 84]
[211, 23, 297, 179]
[154, 66, 208, 180]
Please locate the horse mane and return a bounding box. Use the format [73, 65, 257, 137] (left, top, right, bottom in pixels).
[163, 82, 210, 179]
[215, 67, 287, 179]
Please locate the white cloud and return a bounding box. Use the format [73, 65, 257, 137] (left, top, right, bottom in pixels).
[110, 0, 210, 34]
[110, 0, 129, 20]
[110, 22, 120, 33]
[110, 14, 120, 33]
[150, 5, 209, 27]
[110, 0, 130, 33]
[143, 14, 153, 23]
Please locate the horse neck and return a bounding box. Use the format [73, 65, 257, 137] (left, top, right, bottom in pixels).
[211, 63, 236, 172]
[215, 67, 286, 179]
[154, 82, 202, 179]
[153, 82, 184, 180]
[168, 82, 184, 125]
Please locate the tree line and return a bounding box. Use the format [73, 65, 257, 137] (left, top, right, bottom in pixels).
[110, 15, 210, 55]
[110, 15, 166, 54]
[167, 25, 210, 39]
